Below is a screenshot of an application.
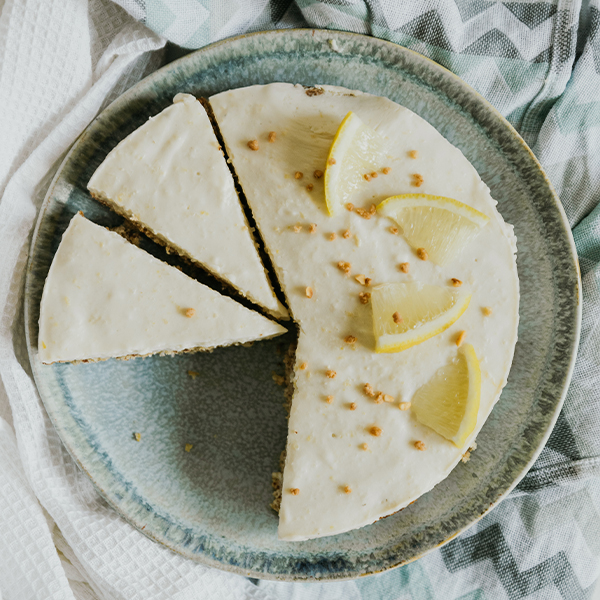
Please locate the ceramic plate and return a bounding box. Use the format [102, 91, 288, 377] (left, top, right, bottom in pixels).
[24, 29, 581, 581]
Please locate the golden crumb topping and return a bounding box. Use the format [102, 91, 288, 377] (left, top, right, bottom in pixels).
[326, 369, 337, 379]
[451, 278, 463, 287]
[344, 335, 357, 344]
[314, 169, 323, 179]
[416, 248, 428, 261]
[369, 426, 382, 437]
[358, 292, 371, 304]
[338, 261, 352, 274]
[398, 402, 411, 411]
[456, 330, 467, 347]
[185, 308, 196, 318]
[309, 223, 317, 234]
[268, 131, 276, 143]
[305, 286, 313, 298]
[392, 312, 403, 324]
[247, 140, 259, 151]
[411, 173, 424, 187]
[290, 488, 300, 495]
[414, 441, 426, 451]
[398, 262, 410, 273]
[483, 306, 493, 316]
[409, 150, 418, 159]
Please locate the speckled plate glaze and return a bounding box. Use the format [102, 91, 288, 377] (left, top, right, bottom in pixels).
[25, 29, 581, 581]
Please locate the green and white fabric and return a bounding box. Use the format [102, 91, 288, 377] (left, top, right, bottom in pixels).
[109, 1, 600, 597]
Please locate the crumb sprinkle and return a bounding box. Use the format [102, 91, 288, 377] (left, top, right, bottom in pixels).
[358, 292, 371, 304]
[346, 203, 354, 211]
[184, 443, 193, 452]
[329, 232, 337, 241]
[350, 402, 357, 410]
[306, 183, 314, 191]
[299, 362, 308, 370]
[185, 308, 196, 318]
[382, 167, 391, 174]
[247, 140, 259, 151]
[369, 426, 382, 437]
[409, 150, 418, 159]
[268, 131, 276, 143]
[398, 262, 410, 273]
[363, 383, 375, 397]
[293, 224, 302, 233]
[483, 306, 493, 316]
[344, 335, 357, 344]
[314, 169, 323, 179]
[328, 157, 336, 165]
[416, 248, 428, 261]
[392, 312, 403, 324]
[133, 432, 141, 442]
[326, 395, 334, 404]
[399, 402, 411, 411]
[414, 440, 426, 451]
[343, 485, 352, 494]
[309, 223, 317, 233]
[295, 171, 303, 179]
[305, 286, 313, 298]
[338, 261, 352, 274]
[411, 173, 424, 187]
[370, 171, 378, 178]
[363, 173, 371, 181]
[343, 229, 352, 239]
[361, 443, 369, 451]
[187, 370, 199, 379]
[290, 488, 300, 495]
[451, 278, 463, 287]
[326, 370, 337, 379]
[390, 226, 399, 235]
[456, 330, 467, 347]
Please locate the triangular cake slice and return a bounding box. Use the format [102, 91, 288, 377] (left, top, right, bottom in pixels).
[210, 84, 519, 541]
[38, 214, 286, 364]
[87, 93, 288, 321]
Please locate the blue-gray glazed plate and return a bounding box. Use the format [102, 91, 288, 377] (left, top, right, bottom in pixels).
[24, 29, 581, 581]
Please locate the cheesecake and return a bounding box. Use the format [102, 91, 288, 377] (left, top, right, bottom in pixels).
[38, 214, 287, 364]
[210, 83, 519, 541]
[88, 93, 288, 320]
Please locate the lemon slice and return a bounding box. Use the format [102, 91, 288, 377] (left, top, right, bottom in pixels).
[371, 282, 471, 353]
[324, 111, 385, 215]
[411, 344, 481, 447]
[377, 194, 489, 265]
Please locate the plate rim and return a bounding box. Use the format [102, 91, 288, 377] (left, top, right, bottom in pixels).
[24, 28, 582, 581]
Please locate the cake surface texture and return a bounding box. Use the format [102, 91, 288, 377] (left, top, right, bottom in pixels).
[38, 214, 286, 364]
[88, 93, 287, 320]
[209, 83, 520, 541]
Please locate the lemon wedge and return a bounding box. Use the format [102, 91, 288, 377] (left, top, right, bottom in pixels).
[411, 344, 481, 447]
[377, 194, 489, 265]
[324, 111, 385, 215]
[371, 282, 471, 353]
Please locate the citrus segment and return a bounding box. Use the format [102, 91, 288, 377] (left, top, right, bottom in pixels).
[324, 111, 385, 215]
[377, 194, 489, 265]
[411, 344, 481, 447]
[371, 282, 471, 353]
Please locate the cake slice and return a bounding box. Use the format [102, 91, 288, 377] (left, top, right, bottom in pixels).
[210, 83, 519, 541]
[87, 93, 287, 320]
[38, 214, 286, 364]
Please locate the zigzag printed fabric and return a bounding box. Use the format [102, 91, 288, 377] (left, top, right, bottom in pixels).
[110, 1, 600, 597]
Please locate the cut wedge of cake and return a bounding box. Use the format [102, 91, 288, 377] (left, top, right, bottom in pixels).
[87, 93, 288, 320]
[210, 83, 519, 541]
[38, 214, 287, 364]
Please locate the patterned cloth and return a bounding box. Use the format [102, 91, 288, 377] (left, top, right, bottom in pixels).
[108, 2, 600, 597]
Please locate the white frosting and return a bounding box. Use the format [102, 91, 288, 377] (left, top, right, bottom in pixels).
[210, 83, 520, 541]
[88, 93, 287, 320]
[38, 214, 287, 364]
